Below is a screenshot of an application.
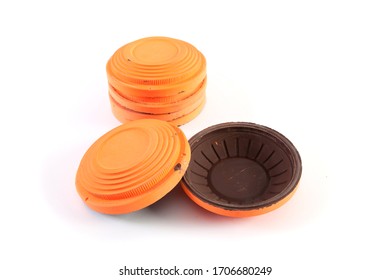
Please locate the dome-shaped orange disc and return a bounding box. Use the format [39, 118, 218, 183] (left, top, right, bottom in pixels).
[76, 119, 191, 214]
[106, 36, 206, 97]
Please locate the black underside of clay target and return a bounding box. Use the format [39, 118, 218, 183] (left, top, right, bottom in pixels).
[182, 122, 302, 210]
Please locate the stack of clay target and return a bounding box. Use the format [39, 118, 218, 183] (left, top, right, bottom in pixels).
[106, 37, 207, 126]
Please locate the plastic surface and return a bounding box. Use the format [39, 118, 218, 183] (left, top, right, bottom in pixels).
[106, 37, 206, 125]
[181, 122, 302, 217]
[76, 119, 191, 214]
[108, 78, 206, 114]
[110, 95, 206, 126]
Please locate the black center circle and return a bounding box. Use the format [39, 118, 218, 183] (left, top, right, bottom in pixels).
[209, 158, 268, 202]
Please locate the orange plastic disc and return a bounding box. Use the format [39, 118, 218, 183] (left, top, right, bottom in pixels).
[106, 36, 206, 98]
[108, 78, 205, 104]
[108, 77, 207, 114]
[109, 78, 206, 117]
[110, 95, 206, 126]
[109, 94, 205, 121]
[76, 119, 190, 214]
[107, 68, 206, 99]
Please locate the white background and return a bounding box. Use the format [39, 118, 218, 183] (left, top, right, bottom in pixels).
[1, 0, 389, 279]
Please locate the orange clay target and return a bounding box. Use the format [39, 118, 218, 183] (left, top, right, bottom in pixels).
[181, 122, 302, 217]
[76, 119, 190, 214]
